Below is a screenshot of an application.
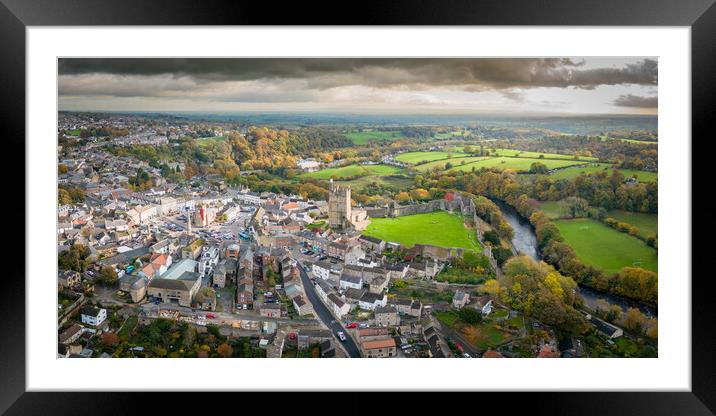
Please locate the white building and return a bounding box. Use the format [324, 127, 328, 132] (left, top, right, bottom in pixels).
[358, 292, 388, 311]
[327, 293, 350, 318]
[312, 261, 332, 281]
[339, 274, 363, 291]
[297, 159, 321, 172]
[236, 191, 262, 205]
[127, 204, 157, 225]
[199, 246, 220, 276]
[80, 306, 107, 327]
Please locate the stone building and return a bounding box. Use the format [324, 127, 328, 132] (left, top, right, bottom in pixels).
[328, 180, 351, 229]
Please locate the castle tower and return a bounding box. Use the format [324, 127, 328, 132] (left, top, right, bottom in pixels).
[328, 179, 351, 229]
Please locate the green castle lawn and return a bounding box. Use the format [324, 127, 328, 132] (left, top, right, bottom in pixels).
[363, 211, 482, 252]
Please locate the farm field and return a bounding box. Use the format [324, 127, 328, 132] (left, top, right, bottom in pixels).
[554, 218, 657, 275]
[362, 211, 482, 252]
[486, 148, 598, 161]
[435, 130, 470, 139]
[618, 138, 658, 145]
[605, 210, 658, 239]
[344, 130, 405, 144]
[538, 201, 563, 219]
[301, 164, 404, 180]
[550, 163, 657, 182]
[196, 136, 226, 147]
[448, 157, 585, 172]
[334, 174, 414, 192]
[413, 156, 492, 172]
[395, 151, 469, 164]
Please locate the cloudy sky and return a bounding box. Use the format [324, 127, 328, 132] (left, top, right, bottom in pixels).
[58, 58, 657, 115]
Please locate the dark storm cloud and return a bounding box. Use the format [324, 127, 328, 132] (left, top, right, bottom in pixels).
[612, 94, 658, 108]
[58, 58, 658, 90]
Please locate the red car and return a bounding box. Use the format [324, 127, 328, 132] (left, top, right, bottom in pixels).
[206, 313, 216, 319]
[345, 322, 358, 329]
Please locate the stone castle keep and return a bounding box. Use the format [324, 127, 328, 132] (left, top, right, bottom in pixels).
[328, 180, 370, 231]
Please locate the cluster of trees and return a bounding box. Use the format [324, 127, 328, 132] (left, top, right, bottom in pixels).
[604, 217, 640, 237]
[593, 301, 658, 339]
[488, 256, 588, 335]
[491, 247, 514, 266]
[394, 188, 432, 203]
[128, 167, 153, 190]
[58, 186, 85, 205]
[58, 244, 91, 273]
[529, 162, 549, 174]
[96, 266, 118, 286]
[531, 169, 657, 213]
[74, 126, 129, 138]
[456, 307, 483, 324]
[109, 319, 266, 358]
[471, 195, 514, 240]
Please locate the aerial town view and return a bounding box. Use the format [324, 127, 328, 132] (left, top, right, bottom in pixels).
[57, 58, 658, 358]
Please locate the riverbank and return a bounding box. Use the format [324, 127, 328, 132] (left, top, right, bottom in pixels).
[494, 199, 657, 317]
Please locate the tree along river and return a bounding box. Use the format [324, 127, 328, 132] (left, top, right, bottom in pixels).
[494, 200, 657, 318]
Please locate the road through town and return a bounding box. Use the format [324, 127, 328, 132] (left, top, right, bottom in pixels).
[296, 263, 361, 358]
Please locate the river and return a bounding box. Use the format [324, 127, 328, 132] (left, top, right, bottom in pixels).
[494, 199, 657, 318]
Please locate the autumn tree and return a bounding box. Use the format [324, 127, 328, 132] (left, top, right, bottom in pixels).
[97, 266, 119, 286]
[101, 332, 120, 347]
[481, 279, 502, 297]
[559, 196, 590, 219]
[217, 343, 233, 358]
[620, 307, 649, 334]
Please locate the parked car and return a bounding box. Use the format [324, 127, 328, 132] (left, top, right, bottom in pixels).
[206, 313, 216, 319]
[463, 353, 471, 358]
[346, 322, 358, 329]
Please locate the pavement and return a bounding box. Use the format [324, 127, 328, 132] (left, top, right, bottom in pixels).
[295, 261, 361, 358]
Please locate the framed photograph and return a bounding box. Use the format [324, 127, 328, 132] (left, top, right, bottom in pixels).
[3, 0, 712, 413]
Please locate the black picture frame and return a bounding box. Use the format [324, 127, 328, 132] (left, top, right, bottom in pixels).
[1, 0, 712, 413]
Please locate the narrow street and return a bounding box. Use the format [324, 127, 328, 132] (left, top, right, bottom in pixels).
[295, 262, 362, 358]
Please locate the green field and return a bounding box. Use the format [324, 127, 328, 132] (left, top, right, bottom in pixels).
[302, 164, 404, 180]
[550, 163, 657, 182]
[538, 202, 658, 239]
[605, 210, 658, 238]
[196, 136, 226, 147]
[395, 151, 469, 164]
[334, 174, 414, 192]
[487, 148, 598, 161]
[413, 156, 492, 172]
[363, 211, 482, 251]
[538, 201, 564, 219]
[449, 157, 585, 173]
[618, 139, 658, 145]
[344, 130, 405, 144]
[66, 129, 81, 137]
[554, 218, 657, 275]
[435, 130, 470, 139]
